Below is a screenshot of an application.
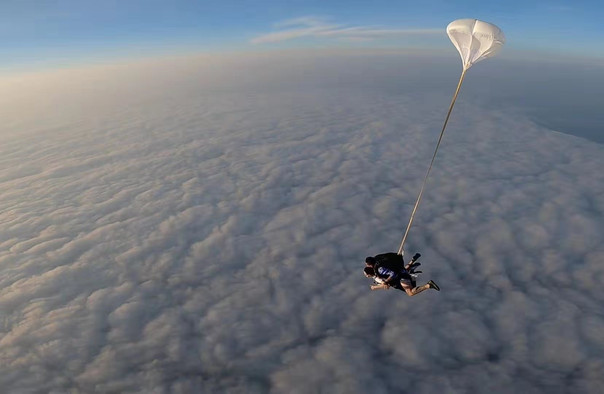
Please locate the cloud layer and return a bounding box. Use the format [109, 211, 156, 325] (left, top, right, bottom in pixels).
[251, 17, 441, 44]
[0, 52, 603, 393]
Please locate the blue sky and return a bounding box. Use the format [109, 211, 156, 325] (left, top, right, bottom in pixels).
[1, 0, 603, 71]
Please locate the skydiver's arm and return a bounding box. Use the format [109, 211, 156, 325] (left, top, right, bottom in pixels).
[384, 272, 398, 286]
[370, 283, 390, 291]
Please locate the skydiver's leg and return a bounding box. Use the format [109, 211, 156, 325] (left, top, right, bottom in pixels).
[401, 276, 439, 296]
[401, 283, 431, 296]
[405, 253, 421, 271]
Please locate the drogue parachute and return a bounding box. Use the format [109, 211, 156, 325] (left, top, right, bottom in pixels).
[447, 19, 505, 70]
[396, 19, 505, 255]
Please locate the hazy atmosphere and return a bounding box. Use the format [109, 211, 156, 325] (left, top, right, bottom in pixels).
[1, 1, 604, 393]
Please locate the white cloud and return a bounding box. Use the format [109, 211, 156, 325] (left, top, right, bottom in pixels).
[251, 16, 441, 44]
[0, 51, 603, 393]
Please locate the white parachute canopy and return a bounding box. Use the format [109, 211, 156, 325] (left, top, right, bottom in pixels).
[447, 19, 505, 70]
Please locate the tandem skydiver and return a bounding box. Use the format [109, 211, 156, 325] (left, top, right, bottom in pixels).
[363, 252, 439, 296]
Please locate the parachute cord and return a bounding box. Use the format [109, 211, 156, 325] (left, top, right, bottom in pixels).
[397, 68, 468, 255]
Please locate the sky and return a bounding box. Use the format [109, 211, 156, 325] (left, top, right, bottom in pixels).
[1, 0, 603, 70]
[1, 1, 604, 393]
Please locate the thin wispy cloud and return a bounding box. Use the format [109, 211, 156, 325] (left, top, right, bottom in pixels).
[251, 16, 441, 44]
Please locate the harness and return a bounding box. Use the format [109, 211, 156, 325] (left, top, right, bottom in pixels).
[373, 252, 415, 288]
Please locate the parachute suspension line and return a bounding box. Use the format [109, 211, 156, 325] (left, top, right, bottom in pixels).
[397, 68, 468, 255]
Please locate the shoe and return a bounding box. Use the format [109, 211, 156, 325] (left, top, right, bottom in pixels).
[411, 253, 421, 262]
[428, 280, 440, 291]
[407, 263, 421, 274]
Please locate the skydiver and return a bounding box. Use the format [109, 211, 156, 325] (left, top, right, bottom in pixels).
[363, 255, 415, 291]
[364, 253, 439, 296]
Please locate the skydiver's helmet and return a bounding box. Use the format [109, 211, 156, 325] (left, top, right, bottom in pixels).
[363, 267, 376, 278]
[365, 257, 376, 267]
